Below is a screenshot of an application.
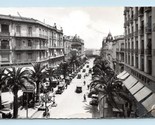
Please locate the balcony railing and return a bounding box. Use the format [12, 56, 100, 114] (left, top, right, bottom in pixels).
[140, 49, 144, 55]
[134, 31, 138, 37]
[145, 49, 152, 56]
[134, 13, 138, 20]
[135, 49, 138, 54]
[120, 48, 124, 52]
[139, 29, 144, 36]
[144, 7, 151, 12]
[0, 32, 10, 36]
[145, 25, 152, 34]
[14, 46, 47, 50]
[138, 8, 144, 17]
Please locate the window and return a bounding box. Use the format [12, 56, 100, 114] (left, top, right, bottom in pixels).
[1, 24, 9, 33]
[1, 54, 10, 62]
[16, 25, 21, 34]
[17, 53, 21, 60]
[1, 40, 9, 49]
[28, 26, 32, 36]
[28, 40, 32, 47]
[28, 53, 32, 60]
[16, 39, 21, 47]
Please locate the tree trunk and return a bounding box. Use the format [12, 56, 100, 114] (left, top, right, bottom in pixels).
[13, 94, 18, 118]
[103, 98, 113, 118]
[36, 82, 40, 102]
[0, 89, 2, 109]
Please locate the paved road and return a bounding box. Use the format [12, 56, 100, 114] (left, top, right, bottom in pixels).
[32, 58, 99, 119]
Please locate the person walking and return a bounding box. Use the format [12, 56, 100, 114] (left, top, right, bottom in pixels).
[83, 94, 86, 102]
[83, 81, 86, 86]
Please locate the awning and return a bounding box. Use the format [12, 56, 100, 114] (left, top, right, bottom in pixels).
[142, 93, 155, 116]
[117, 71, 127, 79]
[134, 86, 152, 102]
[123, 75, 138, 90]
[119, 72, 130, 80]
[129, 82, 144, 95]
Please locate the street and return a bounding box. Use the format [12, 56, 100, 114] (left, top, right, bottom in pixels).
[31, 58, 99, 119]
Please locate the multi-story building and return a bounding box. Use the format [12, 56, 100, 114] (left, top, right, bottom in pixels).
[71, 35, 84, 58]
[101, 32, 114, 69]
[123, 7, 155, 117]
[63, 35, 72, 61]
[0, 14, 64, 68]
[114, 35, 125, 74]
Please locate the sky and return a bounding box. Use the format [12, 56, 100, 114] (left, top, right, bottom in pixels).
[0, 7, 124, 49]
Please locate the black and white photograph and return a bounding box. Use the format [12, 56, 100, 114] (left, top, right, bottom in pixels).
[0, 6, 155, 119]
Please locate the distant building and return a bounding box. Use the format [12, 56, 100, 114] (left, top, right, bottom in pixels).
[101, 32, 114, 69]
[71, 34, 85, 58]
[0, 14, 64, 68]
[63, 35, 72, 61]
[113, 35, 125, 74]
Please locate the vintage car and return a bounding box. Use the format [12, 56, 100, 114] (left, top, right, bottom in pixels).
[89, 94, 98, 106]
[77, 74, 82, 79]
[75, 86, 82, 93]
[82, 69, 86, 72]
[55, 85, 64, 94]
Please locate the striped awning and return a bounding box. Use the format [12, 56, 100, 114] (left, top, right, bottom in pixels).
[123, 75, 138, 90]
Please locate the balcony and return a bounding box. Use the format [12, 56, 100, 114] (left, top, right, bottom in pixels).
[138, 7, 144, 17]
[145, 25, 152, 34]
[145, 49, 152, 56]
[134, 31, 138, 37]
[134, 13, 138, 20]
[140, 49, 144, 55]
[39, 34, 48, 39]
[0, 32, 10, 36]
[120, 48, 124, 52]
[135, 49, 138, 55]
[129, 17, 133, 24]
[139, 29, 144, 36]
[144, 7, 151, 12]
[14, 46, 47, 51]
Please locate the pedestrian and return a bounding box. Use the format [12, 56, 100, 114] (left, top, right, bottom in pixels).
[87, 84, 89, 90]
[83, 81, 86, 86]
[83, 94, 86, 102]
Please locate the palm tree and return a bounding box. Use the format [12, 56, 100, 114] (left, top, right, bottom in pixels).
[59, 61, 69, 79]
[0, 68, 7, 109]
[4, 67, 33, 118]
[45, 67, 59, 90]
[90, 57, 132, 118]
[29, 63, 46, 102]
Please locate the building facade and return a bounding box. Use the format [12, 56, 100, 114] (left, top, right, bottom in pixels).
[71, 35, 84, 58]
[123, 7, 155, 117]
[63, 35, 72, 61]
[101, 32, 114, 69]
[0, 14, 64, 68]
[114, 35, 125, 74]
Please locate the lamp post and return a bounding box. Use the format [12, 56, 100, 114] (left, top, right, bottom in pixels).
[53, 94, 55, 104]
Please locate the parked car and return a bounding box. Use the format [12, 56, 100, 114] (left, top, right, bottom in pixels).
[75, 86, 82, 93]
[82, 69, 86, 72]
[38, 103, 51, 111]
[89, 94, 98, 106]
[56, 85, 64, 94]
[89, 68, 92, 73]
[86, 65, 89, 68]
[77, 74, 82, 79]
